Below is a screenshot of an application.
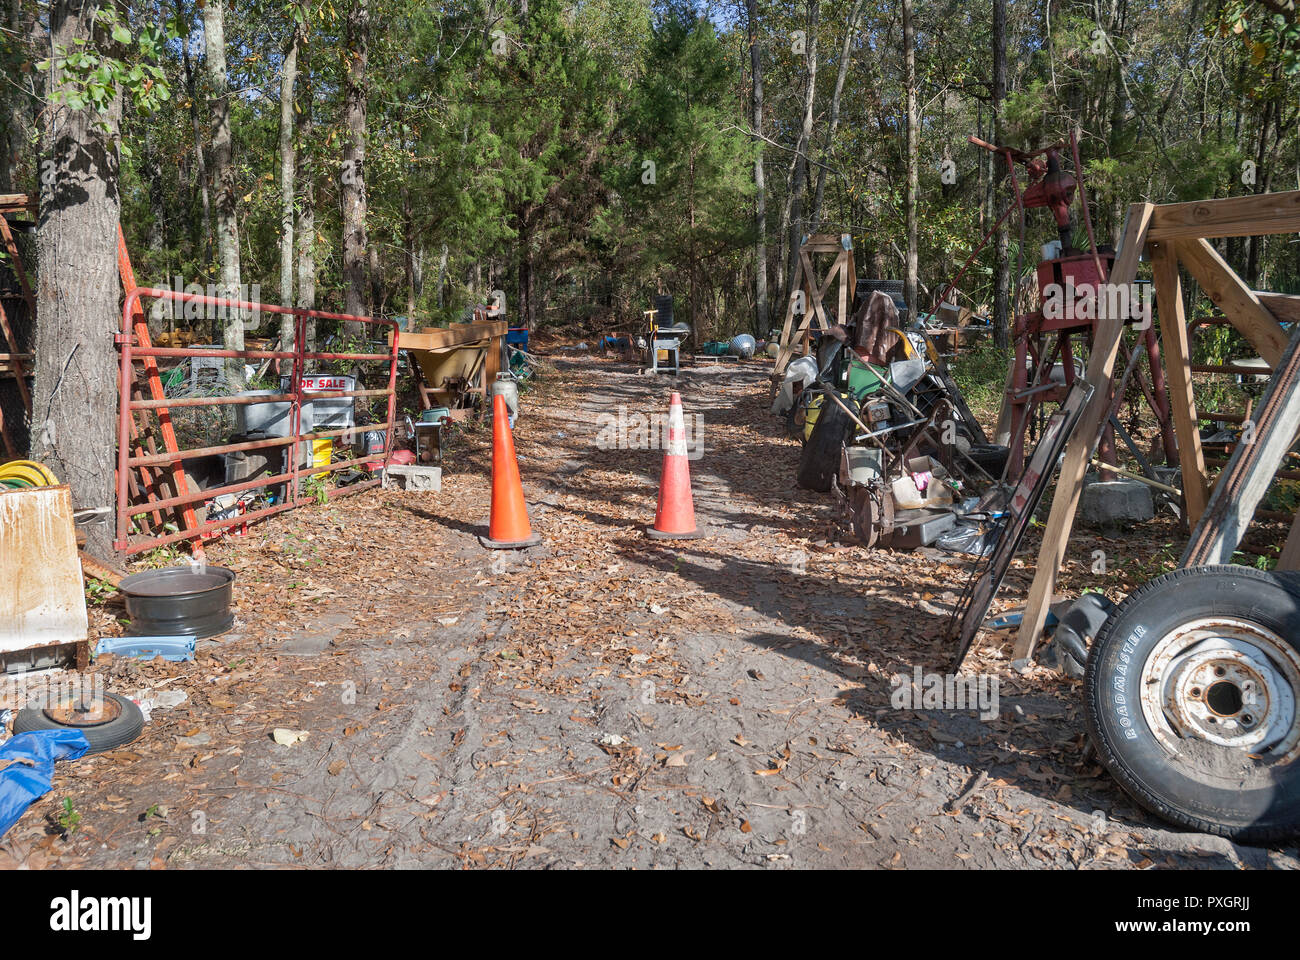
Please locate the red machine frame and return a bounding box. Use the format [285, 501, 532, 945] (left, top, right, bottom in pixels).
[115, 287, 399, 555]
[932, 132, 1176, 475]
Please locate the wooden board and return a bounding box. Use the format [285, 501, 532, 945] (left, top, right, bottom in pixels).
[394, 320, 507, 352]
[1146, 189, 1300, 241]
[0, 486, 89, 652]
[1176, 238, 1288, 366]
[1015, 202, 1154, 657]
[1152, 241, 1209, 523]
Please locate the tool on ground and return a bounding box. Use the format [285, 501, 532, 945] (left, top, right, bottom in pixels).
[480, 393, 541, 549]
[647, 392, 704, 540]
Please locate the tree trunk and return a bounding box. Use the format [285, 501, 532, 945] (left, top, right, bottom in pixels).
[403, 182, 416, 318]
[203, 0, 243, 387]
[341, 0, 370, 335]
[991, 0, 1010, 351]
[32, 1, 122, 557]
[296, 33, 317, 351]
[277, 11, 300, 361]
[785, 0, 819, 295]
[810, 0, 863, 234]
[746, 0, 768, 336]
[902, 0, 918, 320]
[176, 0, 211, 262]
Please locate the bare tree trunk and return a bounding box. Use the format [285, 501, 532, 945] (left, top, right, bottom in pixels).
[32, 1, 122, 556]
[277, 10, 300, 361]
[176, 0, 211, 261]
[295, 34, 317, 350]
[810, 0, 863, 234]
[341, 0, 370, 335]
[902, 0, 918, 320]
[436, 243, 448, 309]
[403, 182, 416, 318]
[203, 0, 243, 387]
[785, 0, 819, 294]
[992, 0, 1010, 351]
[746, 0, 768, 336]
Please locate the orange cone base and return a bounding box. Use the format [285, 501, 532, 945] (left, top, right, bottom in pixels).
[645, 524, 706, 541]
[479, 531, 542, 550]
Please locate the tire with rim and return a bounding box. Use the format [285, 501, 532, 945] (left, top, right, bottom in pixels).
[797, 395, 853, 492]
[12, 692, 145, 754]
[1084, 565, 1300, 842]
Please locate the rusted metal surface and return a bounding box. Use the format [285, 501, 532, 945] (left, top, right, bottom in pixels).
[115, 287, 399, 555]
[1138, 615, 1300, 765]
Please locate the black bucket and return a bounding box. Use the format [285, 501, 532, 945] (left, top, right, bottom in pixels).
[118, 565, 236, 638]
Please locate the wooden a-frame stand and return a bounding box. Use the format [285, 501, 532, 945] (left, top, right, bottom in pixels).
[771, 233, 856, 381]
[1015, 189, 1300, 658]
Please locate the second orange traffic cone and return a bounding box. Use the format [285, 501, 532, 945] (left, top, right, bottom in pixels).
[646, 392, 705, 540]
[480, 393, 542, 549]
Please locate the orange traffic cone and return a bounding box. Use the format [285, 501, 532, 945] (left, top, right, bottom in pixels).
[480, 393, 542, 549]
[646, 392, 705, 540]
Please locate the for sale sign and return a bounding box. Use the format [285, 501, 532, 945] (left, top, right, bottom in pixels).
[300, 375, 355, 393]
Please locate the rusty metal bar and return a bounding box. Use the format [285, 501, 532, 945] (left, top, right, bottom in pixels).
[128, 387, 392, 410]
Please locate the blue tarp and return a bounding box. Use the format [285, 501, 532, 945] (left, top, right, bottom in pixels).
[0, 729, 91, 837]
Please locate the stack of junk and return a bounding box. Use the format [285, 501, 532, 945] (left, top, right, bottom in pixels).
[773, 289, 1011, 554]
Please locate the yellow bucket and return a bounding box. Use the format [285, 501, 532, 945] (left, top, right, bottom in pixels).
[311, 437, 332, 478]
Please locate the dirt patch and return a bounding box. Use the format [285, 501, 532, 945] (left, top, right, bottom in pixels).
[4, 355, 1296, 870]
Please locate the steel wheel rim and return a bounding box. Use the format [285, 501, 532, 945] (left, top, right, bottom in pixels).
[1139, 616, 1300, 764]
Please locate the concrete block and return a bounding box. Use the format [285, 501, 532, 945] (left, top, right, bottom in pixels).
[383, 465, 442, 492]
[1078, 479, 1153, 530]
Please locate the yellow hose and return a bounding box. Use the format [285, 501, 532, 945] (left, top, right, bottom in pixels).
[0, 459, 60, 487]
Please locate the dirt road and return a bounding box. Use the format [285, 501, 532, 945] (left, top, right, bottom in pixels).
[7, 356, 1297, 869]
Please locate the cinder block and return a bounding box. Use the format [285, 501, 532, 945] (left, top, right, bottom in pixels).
[383, 465, 442, 492]
[1078, 479, 1153, 529]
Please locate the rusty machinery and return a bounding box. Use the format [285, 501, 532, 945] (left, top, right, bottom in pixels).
[938, 133, 1176, 477]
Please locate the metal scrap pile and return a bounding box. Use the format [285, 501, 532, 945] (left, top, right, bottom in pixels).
[774, 290, 1010, 551]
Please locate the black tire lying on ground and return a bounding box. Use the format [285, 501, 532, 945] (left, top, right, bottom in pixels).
[13, 692, 145, 754]
[1084, 565, 1300, 842]
[797, 394, 853, 492]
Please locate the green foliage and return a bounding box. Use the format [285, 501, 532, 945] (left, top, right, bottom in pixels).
[38, 7, 177, 126]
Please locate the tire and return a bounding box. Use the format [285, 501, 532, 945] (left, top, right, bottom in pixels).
[13, 692, 145, 755]
[1084, 565, 1300, 842]
[797, 394, 853, 492]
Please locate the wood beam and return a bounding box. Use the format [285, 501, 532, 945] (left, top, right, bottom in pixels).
[1147, 189, 1300, 241]
[1181, 323, 1300, 567]
[1257, 292, 1300, 325]
[1151, 241, 1210, 524]
[1278, 511, 1300, 572]
[1176, 238, 1288, 367]
[1015, 202, 1154, 658]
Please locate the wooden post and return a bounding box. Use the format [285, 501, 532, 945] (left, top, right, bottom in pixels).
[1150, 241, 1209, 524]
[1015, 202, 1154, 658]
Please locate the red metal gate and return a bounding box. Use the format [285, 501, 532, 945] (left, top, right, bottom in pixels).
[115, 287, 399, 555]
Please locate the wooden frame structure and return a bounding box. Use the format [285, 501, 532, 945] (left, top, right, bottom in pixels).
[1016, 189, 1300, 658]
[771, 233, 856, 380]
